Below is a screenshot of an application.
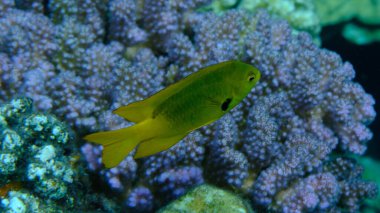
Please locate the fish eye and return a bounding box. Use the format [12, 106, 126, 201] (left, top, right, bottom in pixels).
[248, 73, 256, 82]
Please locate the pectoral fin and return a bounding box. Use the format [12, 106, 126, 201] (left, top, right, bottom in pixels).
[205, 95, 220, 107]
[134, 134, 187, 159]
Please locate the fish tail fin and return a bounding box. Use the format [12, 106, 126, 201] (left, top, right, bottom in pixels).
[83, 126, 140, 168]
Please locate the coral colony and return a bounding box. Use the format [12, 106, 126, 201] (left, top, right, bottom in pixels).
[0, 0, 377, 212]
[0, 98, 73, 200]
[0, 98, 119, 212]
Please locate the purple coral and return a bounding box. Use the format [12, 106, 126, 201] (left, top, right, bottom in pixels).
[142, 0, 210, 38]
[48, 0, 106, 38]
[108, 0, 147, 45]
[140, 131, 205, 185]
[126, 186, 154, 212]
[241, 93, 288, 170]
[80, 143, 137, 191]
[272, 173, 340, 212]
[205, 114, 249, 188]
[324, 157, 378, 212]
[0, 1, 14, 14]
[100, 156, 137, 191]
[154, 166, 204, 204]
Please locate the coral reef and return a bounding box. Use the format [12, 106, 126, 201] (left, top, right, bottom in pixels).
[314, 0, 380, 26]
[0, 0, 377, 212]
[202, 0, 320, 36]
[1, 191, 42, 213]
[0, 97, 74, 200]
[314, 0, 380, 45]
[206, 0, 380, 45]
[355, 156, 380, 213]
[0, 98, 119, 212]
[125, 186, 154, 212]
[159, 184, 252, 213]
[342, 23, 380, 45]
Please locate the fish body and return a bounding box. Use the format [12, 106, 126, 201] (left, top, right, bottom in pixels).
[84, 60, 260, 168]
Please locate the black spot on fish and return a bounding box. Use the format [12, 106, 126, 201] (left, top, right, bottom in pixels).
[221, 98, 232, 111]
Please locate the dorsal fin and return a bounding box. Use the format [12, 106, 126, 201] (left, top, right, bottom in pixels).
[113, 100, 154, 123]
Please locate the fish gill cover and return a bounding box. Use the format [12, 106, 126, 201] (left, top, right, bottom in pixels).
[0, 0, 378, 212]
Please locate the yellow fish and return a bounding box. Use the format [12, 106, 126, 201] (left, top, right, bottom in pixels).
[84, 60, 261, 168]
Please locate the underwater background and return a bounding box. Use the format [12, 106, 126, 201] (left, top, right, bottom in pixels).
[0, 0, 380, 212]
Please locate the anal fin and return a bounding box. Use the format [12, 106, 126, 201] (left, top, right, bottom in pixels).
[134, 134, 187, 159]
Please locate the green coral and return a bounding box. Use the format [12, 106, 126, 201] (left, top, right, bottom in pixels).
[202, 0, 320, 36]
[315, 0, 380, 45]
[0, 97, 75, 200]
[159, 184, 253, 213]
[314, 0, 380, 25]
[1, 191, 41, 213]
[205, 0, 380, 45]
[355, 156, 380, 213]
[343, 23, 380, 45]
[0, 97, 120, 212]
